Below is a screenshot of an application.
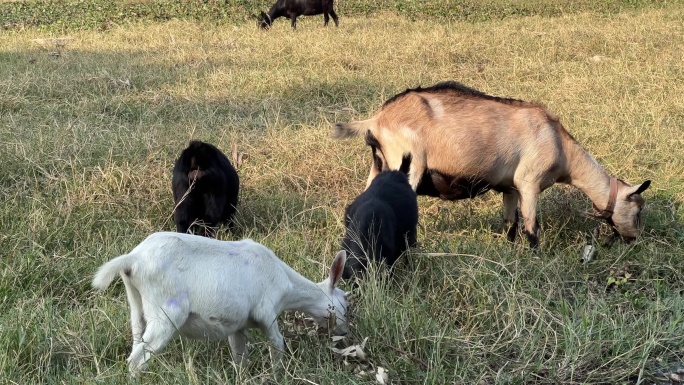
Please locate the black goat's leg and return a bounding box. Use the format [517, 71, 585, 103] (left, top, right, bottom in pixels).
[330, 9, 339, 26]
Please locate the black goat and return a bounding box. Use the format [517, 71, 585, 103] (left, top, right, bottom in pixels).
[172, 141, 239, 237]
[258, 0, 339, 30]
[341, 153, 418, 279]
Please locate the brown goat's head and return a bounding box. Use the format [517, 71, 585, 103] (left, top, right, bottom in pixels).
[609, 180, 651, 241]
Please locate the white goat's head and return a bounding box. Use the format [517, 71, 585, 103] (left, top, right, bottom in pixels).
[312, 250, 349, 335]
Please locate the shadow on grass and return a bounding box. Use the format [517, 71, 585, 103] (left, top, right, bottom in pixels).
[230, 186, 337, 239]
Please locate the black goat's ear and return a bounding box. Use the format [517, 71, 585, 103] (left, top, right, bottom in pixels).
[399, 153, 412, 175]
[371, 147, 384, 173]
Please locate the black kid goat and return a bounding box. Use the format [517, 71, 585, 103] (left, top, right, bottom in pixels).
[172, 140, 240, 237]
[342, 154, 418, 279]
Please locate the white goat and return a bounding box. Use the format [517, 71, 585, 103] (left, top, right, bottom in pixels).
[92, 232, 348, 375]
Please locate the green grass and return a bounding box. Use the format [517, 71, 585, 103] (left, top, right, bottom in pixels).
[1, 2, 683, 384]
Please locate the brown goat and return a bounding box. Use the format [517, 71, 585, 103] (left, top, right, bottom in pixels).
[333, 81, 651, 248]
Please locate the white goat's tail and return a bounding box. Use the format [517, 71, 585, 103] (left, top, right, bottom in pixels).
[92, 253, 136, 290]
[332, 118, 376, 139]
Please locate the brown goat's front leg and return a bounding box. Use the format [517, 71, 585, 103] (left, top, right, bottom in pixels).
[502, 191, 520, 242]
[290, 15, 297, 29]
[518, 187, 540, 248]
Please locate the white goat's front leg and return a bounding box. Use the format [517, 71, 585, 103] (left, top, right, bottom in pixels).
[259, 318, 285, 369]
[502, 191, 520, 242]
[228, 331, 249, 367]
[517, 185, 540, 249]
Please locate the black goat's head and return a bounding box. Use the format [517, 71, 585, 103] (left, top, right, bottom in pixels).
[257, 11, 272, 29]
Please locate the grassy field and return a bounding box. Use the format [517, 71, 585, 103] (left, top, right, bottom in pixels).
[1, 1, 683, 384]
[0, 0, 672, 30]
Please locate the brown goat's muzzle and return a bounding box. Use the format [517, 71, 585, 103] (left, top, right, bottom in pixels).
[605, 226, 637, 246]
[622, 236, 637, 243]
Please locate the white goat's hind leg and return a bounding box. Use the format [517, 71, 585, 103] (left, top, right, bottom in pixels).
[127, 317, 179, 375]
[503, 191, 520, 242]
[122, 274, 145, 345]
[228, 331, 249, 367]
[127, 297, 188, 375]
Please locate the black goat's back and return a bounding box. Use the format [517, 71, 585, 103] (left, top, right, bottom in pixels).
[342, 170, 418, 279]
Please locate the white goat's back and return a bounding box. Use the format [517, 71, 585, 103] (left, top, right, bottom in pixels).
[93, 233, 292, 336]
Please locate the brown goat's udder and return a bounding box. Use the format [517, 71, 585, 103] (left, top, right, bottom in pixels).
[418, 169, 495, 200]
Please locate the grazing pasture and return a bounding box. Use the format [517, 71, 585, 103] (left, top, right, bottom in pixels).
[1, 1, 683, 384]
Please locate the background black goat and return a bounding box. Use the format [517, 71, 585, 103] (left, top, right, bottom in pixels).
[258, 0, 338, 30]
[172, 140, 240, 237]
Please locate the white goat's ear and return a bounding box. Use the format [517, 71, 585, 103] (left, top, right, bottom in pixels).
[329, 250, 347, 289]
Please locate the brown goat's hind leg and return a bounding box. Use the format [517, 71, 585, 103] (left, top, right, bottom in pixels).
[503, 191, 519, 242]
[507, 211, 520, 242]
[324, 13, 330, 26]
[365, 163, 380, 190]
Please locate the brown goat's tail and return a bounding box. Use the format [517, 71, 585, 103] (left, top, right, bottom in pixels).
[331, 118, 376, 139]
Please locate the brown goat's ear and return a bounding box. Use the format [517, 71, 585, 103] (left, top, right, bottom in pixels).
[628, 180, 651, 198]
[329, 250, 347, 289]
[371, 148, 384, 173]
